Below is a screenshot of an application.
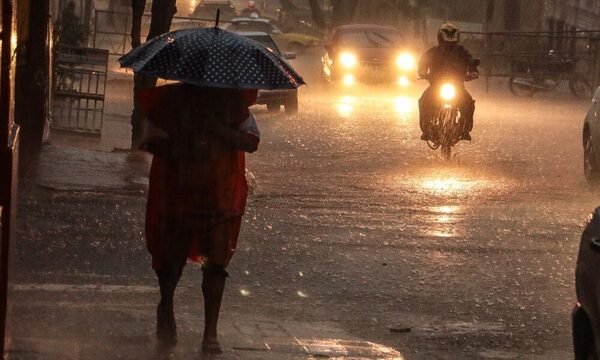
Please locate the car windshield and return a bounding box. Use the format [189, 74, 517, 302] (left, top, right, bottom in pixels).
[244, 35, 282, 55]
[194, 4, 235, 17]
[341, 29, 401, 48]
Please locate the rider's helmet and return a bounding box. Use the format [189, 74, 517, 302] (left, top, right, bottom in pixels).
[438, 23, 459, 45]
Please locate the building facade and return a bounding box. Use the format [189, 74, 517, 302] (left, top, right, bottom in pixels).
[545, 0, 600, 31]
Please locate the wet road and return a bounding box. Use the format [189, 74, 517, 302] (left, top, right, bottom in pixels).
[15, 54, 597, 359]
[239, 83, 593, 359]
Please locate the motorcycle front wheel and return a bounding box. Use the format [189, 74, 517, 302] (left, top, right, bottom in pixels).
[570, 76, 593, 99]
[509, 76, 535, 97]
[441, 144, 452, 160]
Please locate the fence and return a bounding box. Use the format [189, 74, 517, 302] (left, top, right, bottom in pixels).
[92, 10, 231, 56]
[52, 46, 109, 135]
[461, 30, 600, 91]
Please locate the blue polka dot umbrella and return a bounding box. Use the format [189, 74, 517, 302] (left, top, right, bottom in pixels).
[118, 27, 306, 90]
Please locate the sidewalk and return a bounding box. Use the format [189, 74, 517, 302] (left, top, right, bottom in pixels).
[7, 144, 404, 359]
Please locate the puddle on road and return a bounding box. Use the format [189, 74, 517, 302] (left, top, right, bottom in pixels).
[296, 339, 404, 359]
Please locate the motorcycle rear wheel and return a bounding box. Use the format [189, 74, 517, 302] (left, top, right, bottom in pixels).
[509, 76, 535, 97]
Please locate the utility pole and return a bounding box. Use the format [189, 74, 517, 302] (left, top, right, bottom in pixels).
[0, 0, 20, 355]
[130, 0, 177, 149]
[484, 0, 494, 32]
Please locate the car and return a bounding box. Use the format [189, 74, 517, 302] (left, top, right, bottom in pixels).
[573, 206, 600, 359]
[192, 0, 237, 21]
[236, 31, 300, 114]
[224, 17, 322, 52]
[583, 86, 600, 183]
[321, 24, 417, 87]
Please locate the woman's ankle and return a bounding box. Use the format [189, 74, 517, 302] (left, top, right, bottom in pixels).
[202, 331, 218, 342]
[158, 299, 174, 311]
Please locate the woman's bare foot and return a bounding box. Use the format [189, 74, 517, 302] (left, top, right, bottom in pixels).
[201, 338, 223, 354]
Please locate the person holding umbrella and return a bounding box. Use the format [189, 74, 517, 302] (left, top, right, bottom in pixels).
[119, 18, 304, 353]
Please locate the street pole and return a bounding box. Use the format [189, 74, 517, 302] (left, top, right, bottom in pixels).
[130, 0, 176, 150]
[14, 0, 51, 167]
[0, 0, 20, 355]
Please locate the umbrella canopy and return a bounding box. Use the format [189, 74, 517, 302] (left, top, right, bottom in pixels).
[118, 27, 305, 90]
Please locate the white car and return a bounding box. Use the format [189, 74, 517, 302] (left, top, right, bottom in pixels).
[583, 86, 600, 183]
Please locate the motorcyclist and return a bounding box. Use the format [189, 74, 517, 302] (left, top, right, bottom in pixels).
[241, 1, 261, 17]
[418, 23, 479, 141]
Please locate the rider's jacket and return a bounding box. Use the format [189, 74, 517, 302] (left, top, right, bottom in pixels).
[418, 44, 475, 84]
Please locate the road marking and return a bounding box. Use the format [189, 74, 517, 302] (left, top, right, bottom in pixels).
[13, 283, 156, 293]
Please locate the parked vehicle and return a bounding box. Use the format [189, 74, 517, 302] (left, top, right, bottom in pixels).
[192, 0, 237, 20]
[237, 31, 299, 114]
[582, 87, 600, 183]
[321, 24, 416, 88]
[225, 16, 321, 52]
[509, 51, 593, 99]
[573, 205, 600, 359]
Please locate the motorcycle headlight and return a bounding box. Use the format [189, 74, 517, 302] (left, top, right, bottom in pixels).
[396, 53, 416, 71]
[343, 74, 355, 86]
[340, 52, 358, 69]
[440, 83, 456, 101]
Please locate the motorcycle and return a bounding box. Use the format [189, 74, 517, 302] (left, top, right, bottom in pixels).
[509, 51, 592, 98]
[420, 60, 480, 160]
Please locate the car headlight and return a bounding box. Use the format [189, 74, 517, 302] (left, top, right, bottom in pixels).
[440, 83, 456, 101]
[340, 52, 357, 69]
[396, 53, 416, 71]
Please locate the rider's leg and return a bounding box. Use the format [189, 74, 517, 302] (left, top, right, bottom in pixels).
[419, 87, 435, 140]
[458, 88, 475, 140]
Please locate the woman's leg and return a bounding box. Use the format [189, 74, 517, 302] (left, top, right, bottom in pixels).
[155, 263, 184, 345]
[200, 216, 242, 353]
[201, 262, 228, 353]
[154, 220, 194, 345]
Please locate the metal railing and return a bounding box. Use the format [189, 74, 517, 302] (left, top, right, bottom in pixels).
[461, 30, 600, 91]
[52, 46, 109, 135]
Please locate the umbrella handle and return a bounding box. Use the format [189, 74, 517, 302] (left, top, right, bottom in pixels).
[215, 9, 220, 28]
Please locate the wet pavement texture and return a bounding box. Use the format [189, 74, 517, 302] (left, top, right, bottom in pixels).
[10, 52, 596, 359]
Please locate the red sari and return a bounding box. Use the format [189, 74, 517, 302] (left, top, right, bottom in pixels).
[139, 84, 255, 270]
